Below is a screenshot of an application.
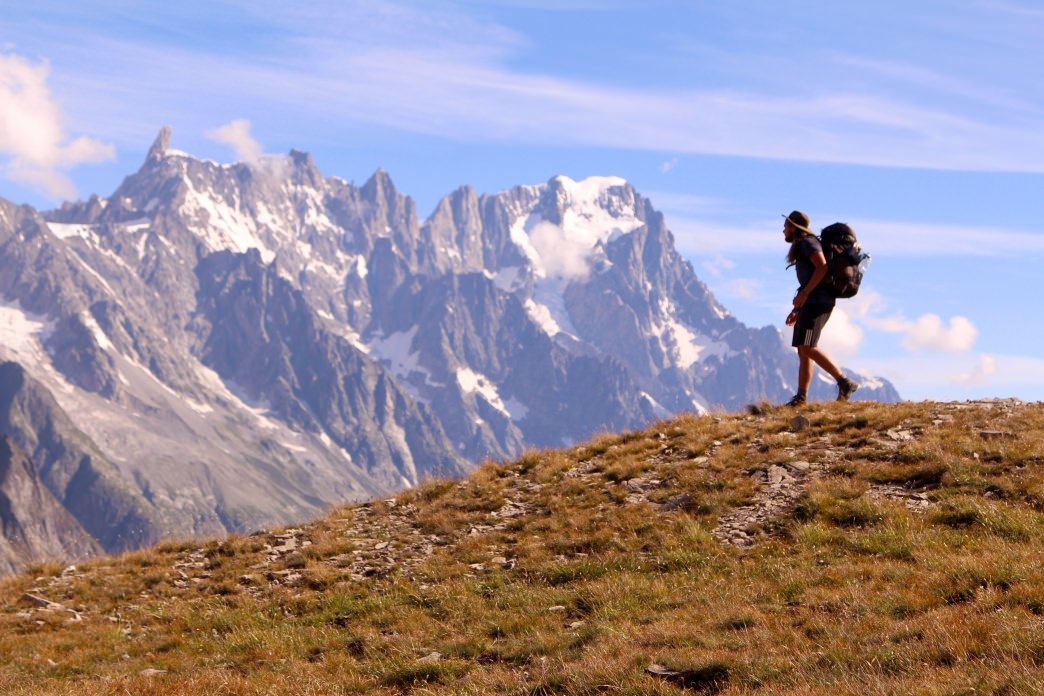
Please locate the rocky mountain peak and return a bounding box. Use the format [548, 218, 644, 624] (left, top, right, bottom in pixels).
[287, 149, 323, 188]
[544, 175, 637, 222]
[361, 168, 397, 204]
[146, 126, 173, 163]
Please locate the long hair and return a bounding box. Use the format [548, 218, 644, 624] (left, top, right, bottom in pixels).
[786, 229, 812, 268]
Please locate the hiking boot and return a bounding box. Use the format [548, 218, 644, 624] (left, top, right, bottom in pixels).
[837, 377, 859, 402]
[785, 393, 806, 407]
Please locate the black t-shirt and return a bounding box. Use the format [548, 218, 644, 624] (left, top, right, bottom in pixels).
[793, 235, 835, 307]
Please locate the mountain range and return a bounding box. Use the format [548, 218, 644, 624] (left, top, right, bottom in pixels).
[0, 127, 898, 573]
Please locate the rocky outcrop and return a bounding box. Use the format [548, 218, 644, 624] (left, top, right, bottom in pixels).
[0, 362, 162, 553]
[0, 435, 101, 575]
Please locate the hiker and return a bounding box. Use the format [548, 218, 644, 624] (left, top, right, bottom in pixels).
[781, 210, 858, 406]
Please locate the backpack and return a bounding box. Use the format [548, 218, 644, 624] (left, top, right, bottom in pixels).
[819, 222, 869, 298]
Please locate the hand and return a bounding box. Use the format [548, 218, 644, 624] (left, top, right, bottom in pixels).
[786, 308, 798, 326]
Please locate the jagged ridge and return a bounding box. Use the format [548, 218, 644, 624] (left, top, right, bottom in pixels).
[0, 128, 899, 573]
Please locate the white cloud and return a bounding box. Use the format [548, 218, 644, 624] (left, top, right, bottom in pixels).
[839, 292, 978, 354]
[204, 118, 289, 179]
[205, 119, 262, 163]
[0, 52, 114, 199]
[529, 221, 592, 279]
[899, 314, 978, 353]
[857, 311, 978, 354]
[819, 305, 865, 358]
[953, 354, 998, 385]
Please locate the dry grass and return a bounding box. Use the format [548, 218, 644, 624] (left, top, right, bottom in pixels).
[2, 399, 1043, 694]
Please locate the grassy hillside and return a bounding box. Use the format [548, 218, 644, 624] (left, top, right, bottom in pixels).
[2, 399, 1043, 695]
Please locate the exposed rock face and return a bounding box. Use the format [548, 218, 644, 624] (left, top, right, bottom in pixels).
[0, 434, 101, 575]
[0, 129, 900, 571]
[0, 361, 160, 552]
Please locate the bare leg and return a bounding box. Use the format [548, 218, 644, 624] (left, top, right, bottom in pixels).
[807, 346, 844, 381]
[797, 345, 844, 397]
[796, 346, 814, 396]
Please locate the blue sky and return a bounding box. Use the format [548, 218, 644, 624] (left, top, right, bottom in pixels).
[2, 0, 1042, 401]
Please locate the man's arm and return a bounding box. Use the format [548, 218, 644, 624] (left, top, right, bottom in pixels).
[793, 251, 828, 308]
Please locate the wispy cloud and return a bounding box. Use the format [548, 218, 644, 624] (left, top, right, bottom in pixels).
[0, 52, 114, 199]
[665, 217, 773, 256]
[14, 1, 1044, 176]
[848, 218, 1044, 257]
[723, 278, 760, 301]
[953, 353, 998, 385]
[858, 351, 1044, 400]
[458, 0, 638, 9]
[665, 213, 1044, 258]
[658, 157, 679, 174]
[700, 255, 734, 278]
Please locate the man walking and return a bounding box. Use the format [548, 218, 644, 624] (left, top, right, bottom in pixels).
[781, 210, 858, 406]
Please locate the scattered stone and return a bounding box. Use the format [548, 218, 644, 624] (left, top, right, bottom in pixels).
[18, 593, 62, 610]
[868, 484, 936, 512]
[646, 663, 730, 692]
[549, 606, 567, 612]
[494, 502, 528, 519]
[416, 652, 441, 664]
[269, 537, 299, 554]
[659, 493, 694, 512]
[140, 668, 168, 677]
[979, 430, 1016, 440]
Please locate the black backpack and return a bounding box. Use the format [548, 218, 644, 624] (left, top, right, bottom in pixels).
[819, 222, 868, 299]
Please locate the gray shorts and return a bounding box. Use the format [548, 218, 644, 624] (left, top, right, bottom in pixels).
[792, 304, 833, 347]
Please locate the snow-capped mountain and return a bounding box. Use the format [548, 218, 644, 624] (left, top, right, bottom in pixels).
[0, 128, 899, 572]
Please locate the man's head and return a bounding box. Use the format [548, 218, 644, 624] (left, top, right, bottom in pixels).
[782, 210, 812, 243]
